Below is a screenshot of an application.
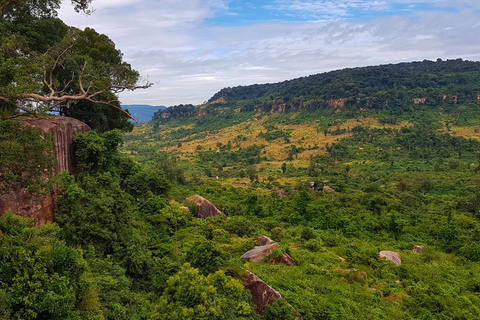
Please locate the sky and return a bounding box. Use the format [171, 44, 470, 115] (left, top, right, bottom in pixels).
[58, 0, 480, 107]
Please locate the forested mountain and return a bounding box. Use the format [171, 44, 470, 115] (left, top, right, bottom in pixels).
[154, 58, 480, 120]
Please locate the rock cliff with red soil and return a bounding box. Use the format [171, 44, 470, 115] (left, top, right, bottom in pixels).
[19, 116, 91, 175]
[0, 116, 90, 226]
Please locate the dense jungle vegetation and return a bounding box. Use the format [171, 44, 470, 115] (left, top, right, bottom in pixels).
[2, 2, 480, 319]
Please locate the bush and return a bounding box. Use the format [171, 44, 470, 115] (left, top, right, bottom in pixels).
[186, 242, 226, 275]
[264, 299, 296, 320]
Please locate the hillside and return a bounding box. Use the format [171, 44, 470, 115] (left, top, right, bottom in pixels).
[118, 59, 480, 319]
[3, 59, 480, 319]
[153, 59, 480, 123]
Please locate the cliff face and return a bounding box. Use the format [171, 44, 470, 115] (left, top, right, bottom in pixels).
[0, 189, 55, 227]
[19, 116, 91, 175]
[0, 116, 90, 226]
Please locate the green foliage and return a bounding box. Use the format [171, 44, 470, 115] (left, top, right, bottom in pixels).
[258, 129, 291, 142]
[74, 129, 124, 174]
[0, 120, 55, 193]
[148, 203, 192, 236]
[186, 242, 227, 275]
[55, 172, 133, 253]
[152, 264, 255, 320]
[124, 169, 170, 198]
[0, 1, 138, 130]
[0, 213, 88, 320]
[264, 299, 296, 320]
[0, 210, 32, 235]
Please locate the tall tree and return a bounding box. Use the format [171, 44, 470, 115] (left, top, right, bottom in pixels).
[0, 0, 150, 130]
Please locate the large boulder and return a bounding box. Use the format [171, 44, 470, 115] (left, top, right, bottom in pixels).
[255, 235, 273, 245]
[241, 243, 280, 262]
[242, 271, 303, 319]
[182, 195, 222, 219]
[242, 271, 282, 315]
[379, 251, 402, 266]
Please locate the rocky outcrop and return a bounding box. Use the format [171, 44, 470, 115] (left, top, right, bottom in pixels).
[242, 271, 283, 315]
[326, 98, 346, 108]
[242, 236, 296, 265]
[269, 253, 297, 266]
[255, 235, 273, 245]
[271, 187, 286, 197]
[241, 243, 280, 262]
[271, 104, 286, 113]
[242, 271, 302, 319]
[413, 245, 425, 253]
[379, 251, 402, 266]
[0, 189, 55, 227]
[443, 95, 458, 103]
[182, 195, 222, 219]
[1, 116, 90, 226]
[413, 98, 426, 104]
[20, 116, 91, 175]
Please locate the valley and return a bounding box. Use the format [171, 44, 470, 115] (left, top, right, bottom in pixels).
[3, 60, 480, 319]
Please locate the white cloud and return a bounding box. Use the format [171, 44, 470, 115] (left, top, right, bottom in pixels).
[58, 0, 480, 106]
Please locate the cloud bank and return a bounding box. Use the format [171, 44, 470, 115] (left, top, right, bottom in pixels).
[58, 0, 480, 106]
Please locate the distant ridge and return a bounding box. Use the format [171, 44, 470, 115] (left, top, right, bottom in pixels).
[122, 104, 166, 123]
[152, 58, 480, 121]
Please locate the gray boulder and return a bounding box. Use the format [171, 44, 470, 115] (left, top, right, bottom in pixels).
[379, 251, 402, 266]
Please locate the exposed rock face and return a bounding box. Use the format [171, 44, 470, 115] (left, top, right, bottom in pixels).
[255, 235, 273, 245]
[1, 116, 90, 226]
[271, 187, 286, 197]
[20, 116, 91, 175]
[413, 245, 425, 253]
[271, 104, 286, 113]
[241, 243, 280, 262]
[443, 95, 458, 103]
[179, 206, 190, 212]
[413, 98, 426, 104]
[269, 253, 297, 266]
[326, 98, 346, 107]
[242, 271, 303, 319]
[242, 271, 284, 315]
[0, 189, 54, 227]
[379, 251, 402, 266]
[182, 195, 222, 219]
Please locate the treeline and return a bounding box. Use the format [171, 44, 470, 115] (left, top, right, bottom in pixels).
[153, 59, 480, 123]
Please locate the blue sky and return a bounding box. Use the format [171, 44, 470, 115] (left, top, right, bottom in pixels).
[207, 0, 443, 25]
[58, 0, 480, 106]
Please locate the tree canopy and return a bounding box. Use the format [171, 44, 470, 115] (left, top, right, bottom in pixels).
[0, 0, 150, 131]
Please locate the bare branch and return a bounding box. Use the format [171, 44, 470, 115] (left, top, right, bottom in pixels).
[43, 38, 82, 98]
[12, 82, 153, 122]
